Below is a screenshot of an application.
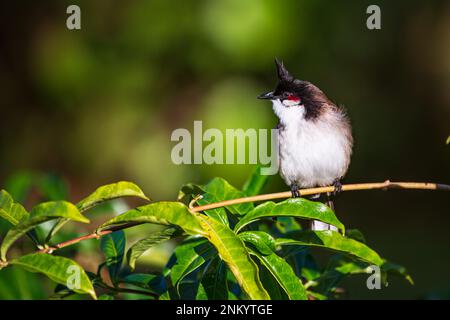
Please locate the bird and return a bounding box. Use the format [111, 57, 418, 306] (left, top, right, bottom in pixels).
[258, 59, 353, 231]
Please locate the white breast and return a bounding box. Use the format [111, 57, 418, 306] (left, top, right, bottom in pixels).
[273, 100, 351, 188]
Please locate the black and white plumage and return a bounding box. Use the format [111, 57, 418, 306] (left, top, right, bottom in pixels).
[258, 59, 353, 231]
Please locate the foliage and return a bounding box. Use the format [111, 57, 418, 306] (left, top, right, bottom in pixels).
[0, 170, 412, 300]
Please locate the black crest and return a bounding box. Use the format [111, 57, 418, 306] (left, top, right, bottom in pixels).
[275, 58, 294, 82]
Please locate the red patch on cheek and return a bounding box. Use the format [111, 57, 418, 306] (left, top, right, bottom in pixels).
[287, 95, 300, 102]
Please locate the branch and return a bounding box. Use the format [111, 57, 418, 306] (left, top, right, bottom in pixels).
[38, 222, 142, 254]
[190, 180, 450, 212]
[37, 180, 449, 255]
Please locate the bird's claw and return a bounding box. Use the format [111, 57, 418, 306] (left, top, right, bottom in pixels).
[333, 179, 342, 196]
[290, 184, 301, 198]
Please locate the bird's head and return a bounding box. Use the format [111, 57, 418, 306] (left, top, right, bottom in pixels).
[258, 59, 331, 120]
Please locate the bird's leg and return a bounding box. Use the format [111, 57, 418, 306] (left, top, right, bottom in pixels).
[332, 179, 343, 197]
[325, 192, 335, 211]
[290, 183, 301, 198]
[324, 192, 338, 231]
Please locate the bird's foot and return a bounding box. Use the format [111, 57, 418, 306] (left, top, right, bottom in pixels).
[290, 184, 301, 198]
[332, 179, 343, 196]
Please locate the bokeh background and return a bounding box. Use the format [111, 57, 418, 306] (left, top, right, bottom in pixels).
[0, 0, 449, 299]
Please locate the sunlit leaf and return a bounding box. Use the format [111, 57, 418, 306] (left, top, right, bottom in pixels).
[198, 215, 270, 299]
[240, 231, 307, 300]
[178, 181, 230, 225]
[77, 181, 149, 212]
[127, 227, 182, 270]
[276, 230, 384, 266]
[234, 199, 345, 233]
[196, 199, 229, 226]
[46, 181, 146, 242]
[96, 202, 206, 236]
[201, 178, 253, 215]
[1, 201, 89, 261]
[10, 253, 96, 299]
[0, 190, 29, 226]
[239, 231, 276, 255]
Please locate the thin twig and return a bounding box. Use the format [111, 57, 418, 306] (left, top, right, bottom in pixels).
[36, 180, 449, 255]
[190, 180, 450, 212]
[38, 223, 141, 254]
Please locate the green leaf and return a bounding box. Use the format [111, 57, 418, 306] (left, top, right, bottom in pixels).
[312, 254, 369, 295]
[197, 215, 270, 300]
[275, 217, 303, 234]
[0, 189, 29, 226]
[46, 182, 147, 242]
[77, 181, 149, 212]
[36, 173, 68, 201]
[345, 229, 366, 243]
[122, 273, 159, 286]
[307, 291, 328, 300]
[199, 257, 228, 300]
[446, 135, 450, 144]
[0, 263, 47, 299]
[196, 283, 208, 300]
[240, 231, 307, 300]
[100, 230, 125, 282]
[1, 201, 89, 261]
[3, 171, 34, 203]
[121, 273, 166, 294]
[10, 253, 96, 299]
[242, 166, 269, 196]
[239, 231, 276, 255]
[178, 182, 229, 225]
[276, 230, 384, 266]
[196, 199, 229, 226]
[381, 261, 414, 285]
[234, 199, 345, 234]
[259, 264, 287, 300]
[166, 238, 215, 288]
[159, 291, 171, 300]
[201, 178, 253, 215]
[96, 202, 205, 236]
[177, 183, 206, 201]
[177, 265, 207, 299]
[127, 227, 182, 270]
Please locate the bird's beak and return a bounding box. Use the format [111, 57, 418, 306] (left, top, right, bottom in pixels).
[257, 91, 277, 100]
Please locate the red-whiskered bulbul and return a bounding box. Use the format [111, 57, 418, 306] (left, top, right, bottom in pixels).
[258, 59, 353, 231]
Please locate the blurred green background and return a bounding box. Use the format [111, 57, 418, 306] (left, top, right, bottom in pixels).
[0, 0, 449, 299]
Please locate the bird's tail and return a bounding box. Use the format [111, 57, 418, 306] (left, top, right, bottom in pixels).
[311, 192, 338, 231]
